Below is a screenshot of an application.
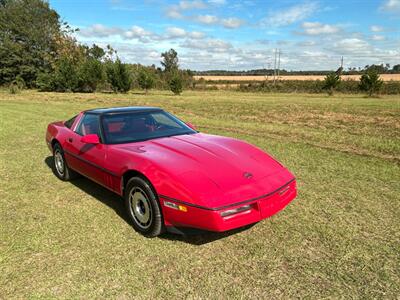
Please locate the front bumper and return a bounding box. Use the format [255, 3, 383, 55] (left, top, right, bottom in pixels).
[160, 179, 297, 232]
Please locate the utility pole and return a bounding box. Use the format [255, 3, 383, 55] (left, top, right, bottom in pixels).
[267, 62, 271, 80]
[340, 56, 343, 69]
[277, 49, 281, 79]
[273, 48, 277, 85]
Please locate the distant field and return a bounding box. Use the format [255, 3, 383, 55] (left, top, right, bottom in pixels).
[1, 90, 399, 298]
[195, 74, 400, 82]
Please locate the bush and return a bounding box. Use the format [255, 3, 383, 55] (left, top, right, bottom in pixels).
[36, 72, 56, 91]
[137, 69, 155, 93]
[382, 80, 400, 95]
[169, 75, 183, 95]
[323, 72, 341, 95]
[360, 70, 383, 96]
[15, 75, 26, 90]
[8, 75, 26, 94]
[9, 82, 18, 94]
[106, 59, 132, 93]
[237, 80, 325, 93]
[231, 79, 400, 94]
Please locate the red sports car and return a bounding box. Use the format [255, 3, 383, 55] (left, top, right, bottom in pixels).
[46, 107, 297, 237]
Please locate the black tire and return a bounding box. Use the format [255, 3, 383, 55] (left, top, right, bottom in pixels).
[124, 177, 165, 237]
[53, 143, 77, 181]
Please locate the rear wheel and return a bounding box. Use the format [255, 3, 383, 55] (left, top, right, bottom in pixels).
[53, 143, 77, 181]
[125, 177, 165, 237]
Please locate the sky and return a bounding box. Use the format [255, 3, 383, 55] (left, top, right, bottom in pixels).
[49, 0, 400, 71]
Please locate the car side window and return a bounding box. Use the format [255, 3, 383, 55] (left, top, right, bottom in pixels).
[75, 114, 100, 136]
[64, 115, 77, 129]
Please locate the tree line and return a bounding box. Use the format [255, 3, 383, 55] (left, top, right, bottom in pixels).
[1, 0, 190, 94]
[194, 64, 400, 76]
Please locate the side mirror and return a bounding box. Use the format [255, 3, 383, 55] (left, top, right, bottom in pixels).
[186, 122, 196, 130]
[81, 134, 100, 144]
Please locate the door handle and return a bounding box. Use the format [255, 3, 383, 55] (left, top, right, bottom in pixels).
[68, 138, 73, 143]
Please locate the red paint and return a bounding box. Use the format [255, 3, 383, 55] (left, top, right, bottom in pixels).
[46, 109, 297, 232]
[81, 134, 100, 144]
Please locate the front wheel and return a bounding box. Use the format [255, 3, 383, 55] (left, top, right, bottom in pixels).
[53, 143, 77, 181]
[124, 177, 165, 237]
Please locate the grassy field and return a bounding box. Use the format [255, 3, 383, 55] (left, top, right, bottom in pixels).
[0, 90, 399, 299]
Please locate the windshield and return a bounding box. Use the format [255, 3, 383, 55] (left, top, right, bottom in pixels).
[101, 110, 196, 144]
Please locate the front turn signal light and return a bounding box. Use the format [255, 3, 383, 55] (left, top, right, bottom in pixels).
[164, 201, 188, 212]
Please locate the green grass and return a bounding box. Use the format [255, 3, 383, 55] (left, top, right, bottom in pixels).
[0, 90, 399, 298]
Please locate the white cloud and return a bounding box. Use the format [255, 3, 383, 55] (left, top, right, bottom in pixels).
[189, 31, 206, 39]
[297, 40, 317, 47]
[166, 9, 184, 19]
[300, 22, 341, 35]
[256, 39, 270, 45]
[221, 17, 245, 28]
[196, 14, 219, 24]
[102, 43, 162, 66]
[178, 0, 207, 10]
[165, 0, 244, 28]
[208, 0, 226, 5]
[79, 24, 122, 37]
[371, 34, 386, 41]
[332, 38, 372, 54]
[165, 27, 187, 38]
[380, 0, 400, 12]
[181, 38, 232, 52]
[77, 24, 207, 43]
[263, 2, 318, 27]
[166, 0, 207, 19]
[193, 15, 245, 28]
[124, 26, 152, 40]
[370, 25, 384, 32]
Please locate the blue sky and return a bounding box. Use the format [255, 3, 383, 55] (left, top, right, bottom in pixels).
[50, 0, 400, 70]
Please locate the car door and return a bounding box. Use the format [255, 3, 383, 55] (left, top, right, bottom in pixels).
[64, 113, 108, 187]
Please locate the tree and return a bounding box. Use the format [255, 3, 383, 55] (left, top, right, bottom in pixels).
[137, 69, 155, 93]
[359, 69, 383, 96]
[365, 64, 386, 74]
[106, 58, 132, 93]
[77, 58, 104, 92]
[37, 43, 106, 92]
[86, 44, 105, 60]
[392, 64, 400, 73]
[161, 49, 178, 73]
[36, 56, 78, 92]
[323, 72, 341, 96]
[169, 75, 183, 95]
[75, 44, 106, 92]
[0, 0, 65, 86]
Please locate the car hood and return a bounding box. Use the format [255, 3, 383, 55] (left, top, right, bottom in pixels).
[116, 133, 294, 208]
